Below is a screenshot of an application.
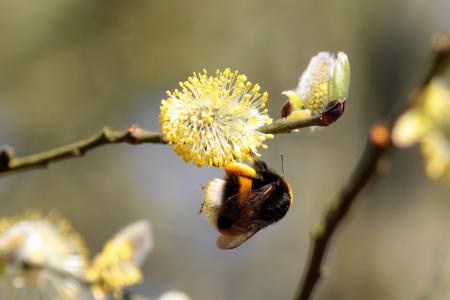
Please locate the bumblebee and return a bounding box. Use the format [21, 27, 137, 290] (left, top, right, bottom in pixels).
[200, 160, 293, 249]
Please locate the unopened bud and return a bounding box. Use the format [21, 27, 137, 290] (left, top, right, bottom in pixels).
[327, 52, 350, 102]
[282, 52, 350, 120]
[370, 124, 391, 146]
[281, 100, 293, 118]
[0, 146, 14, 171]
[320, 99, 346, 125]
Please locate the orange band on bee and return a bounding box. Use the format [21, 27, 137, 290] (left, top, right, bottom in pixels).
[238, 177, 253, 199]
[225, 162, 257, 178]
[286, 181, 294, 207]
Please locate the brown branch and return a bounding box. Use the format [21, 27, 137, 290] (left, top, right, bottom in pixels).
[0, 102, 344, 177]
[121, 290, 152, 300]
[294, 33, 450, 300]
[0, 126, 166, 176]
[295, 126, 390, 300]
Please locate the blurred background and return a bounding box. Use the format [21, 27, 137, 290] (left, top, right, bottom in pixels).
[0, 0, 449, 299]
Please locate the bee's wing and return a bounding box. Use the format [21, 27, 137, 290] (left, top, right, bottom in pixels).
[222, 182, 276, 208]
[219, 182, 276, 219]
[246, 182, 276, 204]
[217, 229, 259, 250]
[217, 183, 277, 250]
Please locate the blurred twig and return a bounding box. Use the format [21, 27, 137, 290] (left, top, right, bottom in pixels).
[25, 261, 152, 300]
[294, 33, 450, 300]
[121, 290, 153, 300]
[0, 105, 343, 176]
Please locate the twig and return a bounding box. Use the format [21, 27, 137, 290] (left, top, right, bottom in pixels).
[121, 290, 153, 300]
[23, 261, 152, 300]
[0, 126, 165, 176]
[259, 99, 345, 134]
[0, 103, 343, 177]
[294, 33, 450, 300]
[295, 126, 390, 300]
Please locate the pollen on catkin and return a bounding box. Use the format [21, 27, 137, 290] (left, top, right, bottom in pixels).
[160, 69, 273, 167]
[87, 220, 153, 296]
[0, 211, 90, 300]
[282, 52, 350, 120]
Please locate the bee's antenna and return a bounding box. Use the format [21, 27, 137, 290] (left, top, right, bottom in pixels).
[280, 153, 285, 177]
